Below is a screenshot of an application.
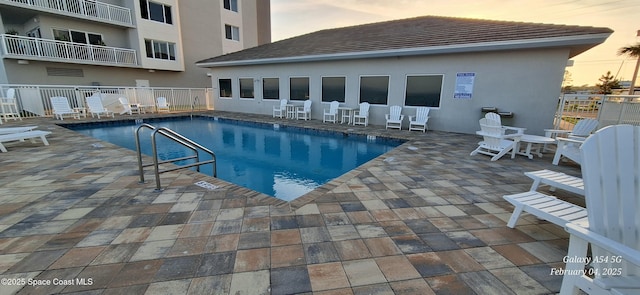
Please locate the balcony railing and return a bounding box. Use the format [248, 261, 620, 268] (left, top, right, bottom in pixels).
[1, 34, 138, 66]
[0, 0, 133, 26]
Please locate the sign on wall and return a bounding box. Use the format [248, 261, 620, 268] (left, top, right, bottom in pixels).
[454, 72, 475, 99]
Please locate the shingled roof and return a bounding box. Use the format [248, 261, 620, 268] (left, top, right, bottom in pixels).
[197, 15, 612, 67]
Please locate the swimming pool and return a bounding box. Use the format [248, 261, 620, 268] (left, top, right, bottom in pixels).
[66, 117, 403, 201]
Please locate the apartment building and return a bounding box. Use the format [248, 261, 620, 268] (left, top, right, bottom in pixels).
[0, 0, 271, 87]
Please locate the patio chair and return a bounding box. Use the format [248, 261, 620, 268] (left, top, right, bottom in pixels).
[119, 97, 142, 115]
[296, 100, 312, 120]
[156, 97, 170, 113]
[408, 107, 430, 132]
[0, 126, 37, 135]
[484, 112, 526, 135]
[470, 118, 521, 161]
[273, 99, 287, 118]
[353, 102, 370, 126]
[50, 96, 80, 120]
[385, 105, 404, 130]
[559, 124, 640, 295]
[544, 118, 598, 152]
[0, 130, 51, 152]
[86, 95, 114, 119]
[552, 136, 586, 166]
[323, 101, 339, 123]
[1, 88, 22, 123]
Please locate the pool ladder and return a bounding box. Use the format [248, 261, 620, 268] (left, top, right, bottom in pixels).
[135, 123, 217, 191]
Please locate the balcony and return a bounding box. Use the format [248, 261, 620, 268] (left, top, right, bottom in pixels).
[0, 0, 133, 27]
[1, 34, 138, 66]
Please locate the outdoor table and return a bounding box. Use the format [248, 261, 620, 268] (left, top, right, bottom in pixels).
[338, 107, 356, 124]
[516, 134, 556, 159]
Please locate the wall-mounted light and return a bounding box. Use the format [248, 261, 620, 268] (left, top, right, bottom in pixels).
[17, 60, 29, 65]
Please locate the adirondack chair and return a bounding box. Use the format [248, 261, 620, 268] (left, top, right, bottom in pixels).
[156, 97, 170, 113]
[296, 100, 312, 120]
[552, 137, 586, 166]
[484, 112, 526, 135]
[385, 105, 404, 130]
[323, 101, 339, 123]
[544, 118, 598, 152]
[559, 124, 640, 295]
[1, 88, 21, 122]
[409, 107, 430, 132]
[470, 118, 521, 161]
[353, 102, 370, 126]
[273, 99, 287, 118]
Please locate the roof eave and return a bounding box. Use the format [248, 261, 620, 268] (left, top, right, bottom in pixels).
[196, 33, 612, 68]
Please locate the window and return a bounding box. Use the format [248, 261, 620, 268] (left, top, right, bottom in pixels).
[223, 0, 238, 12]
[321, 77, 346, 102]
[240, 78, 254, 99]
[53, 29, 103, 45]
[359, 76, 389, 105]
[290, 77, 309, 101]
[144, 40, 176, 60]
[219, 79, 232, 97]
[225, 25, 240, 41]
[263, 78, 279, 99]
[140, 0, 172, 24]
[405, 75, 443, 107]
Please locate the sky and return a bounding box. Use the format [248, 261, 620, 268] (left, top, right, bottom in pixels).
[270, 0, 640, 86]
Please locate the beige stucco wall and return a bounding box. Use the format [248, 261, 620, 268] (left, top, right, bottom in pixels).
[206, 48, 569, 135]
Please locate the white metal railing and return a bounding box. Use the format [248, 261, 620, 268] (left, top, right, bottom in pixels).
[0, 34, 137, 66]
[0, 84, 213, 118]
[555, 93, 640, 130]
[1, 0, 133, 26]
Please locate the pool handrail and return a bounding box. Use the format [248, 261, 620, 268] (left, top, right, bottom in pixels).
[135, 123, 217, 191]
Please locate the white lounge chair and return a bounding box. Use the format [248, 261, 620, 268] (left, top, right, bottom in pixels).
[273, 99, 287, 118]
[1, 88, 22, 123]
[560, 124, 640, 295]
[385, 105, 404, 130]
[86, 95, 114, 119]
[0, 126, 37, 135]
[119, 97, 142, 115]
[323, 101, 339, 123]
[156, 97, 170, 113]
[409, 107, 430, 132]
[470, 118, 521, 161]
[353, 102, 370, 126]
[50, 96, 80, 120]
[296, 100, 312, 120]
[0, 130, 51, 152]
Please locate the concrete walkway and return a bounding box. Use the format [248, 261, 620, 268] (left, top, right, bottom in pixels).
[0, 111, 583, 294]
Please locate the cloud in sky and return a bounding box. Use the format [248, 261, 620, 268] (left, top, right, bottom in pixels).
[271, 0, 640, 85]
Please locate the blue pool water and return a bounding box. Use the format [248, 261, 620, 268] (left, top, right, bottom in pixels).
[67, 117, 403, 201]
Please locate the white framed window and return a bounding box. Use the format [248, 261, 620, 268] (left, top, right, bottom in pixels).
[140, 0, 173, 24]
[223, 0, 238, 12]
[263, 78, 279, 99]
[225, 24, 240, 41]
[404, 75, 443, 107]
[322, 76, 346, 102]
[219, 78, 233, 98]
[144, 39, 176, 60]
[290, 77, 309, 101]
[359, 75, 389, 105]
[240, 78, 254, 99]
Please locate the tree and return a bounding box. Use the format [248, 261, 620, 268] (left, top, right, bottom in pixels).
[618, 43, 640, 95]
[596, 71, 620, 94]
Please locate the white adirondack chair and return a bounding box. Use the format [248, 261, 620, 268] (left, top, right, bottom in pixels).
[119, 97, 142, 115]
[296, 100, 312, 120]
[470, 118, 521, 161]
[484, 112, 526, 135]
[273, 99, 287, 118]
[353, 102, 370, 126]
[1, 88, 21, 122]
[545, 118, 598, 140]
[323, 101, 339, 123]
[409, 107, 430, 132]
[552, 136, 587, 166]
[559, 124, 640, 295]
[156, 97, 170, 113]
[385, 105, 404, 130]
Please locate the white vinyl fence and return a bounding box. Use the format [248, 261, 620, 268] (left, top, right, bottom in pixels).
[555, 93, 640, 130]
[0, 84, 212, 118]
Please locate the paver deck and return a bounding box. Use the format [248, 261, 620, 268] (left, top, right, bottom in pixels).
[0, 111, 583, 294]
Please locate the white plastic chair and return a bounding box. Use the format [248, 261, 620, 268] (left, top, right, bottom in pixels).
[0, 130, 51, 152]
[86, 95, 114, 119]
[119, 97, 142, 115]
[50, 96, 80, 120]
[273, 99, 287, 118]
[544, 118, 598, 152]
[552, 137, 586, 166]
[409, 107, 430, 132]
[484, 112, 526, 135]
[0, 88, 22, 123]
[296, 100, 312, 120]
[385, 105, 404, 130]
[559, 124, 640, 295]
[353, 102, 370, 126]
[156, 97, 170, 113]
[323, 101, 339, 123]
[470, 118, 521, 161]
